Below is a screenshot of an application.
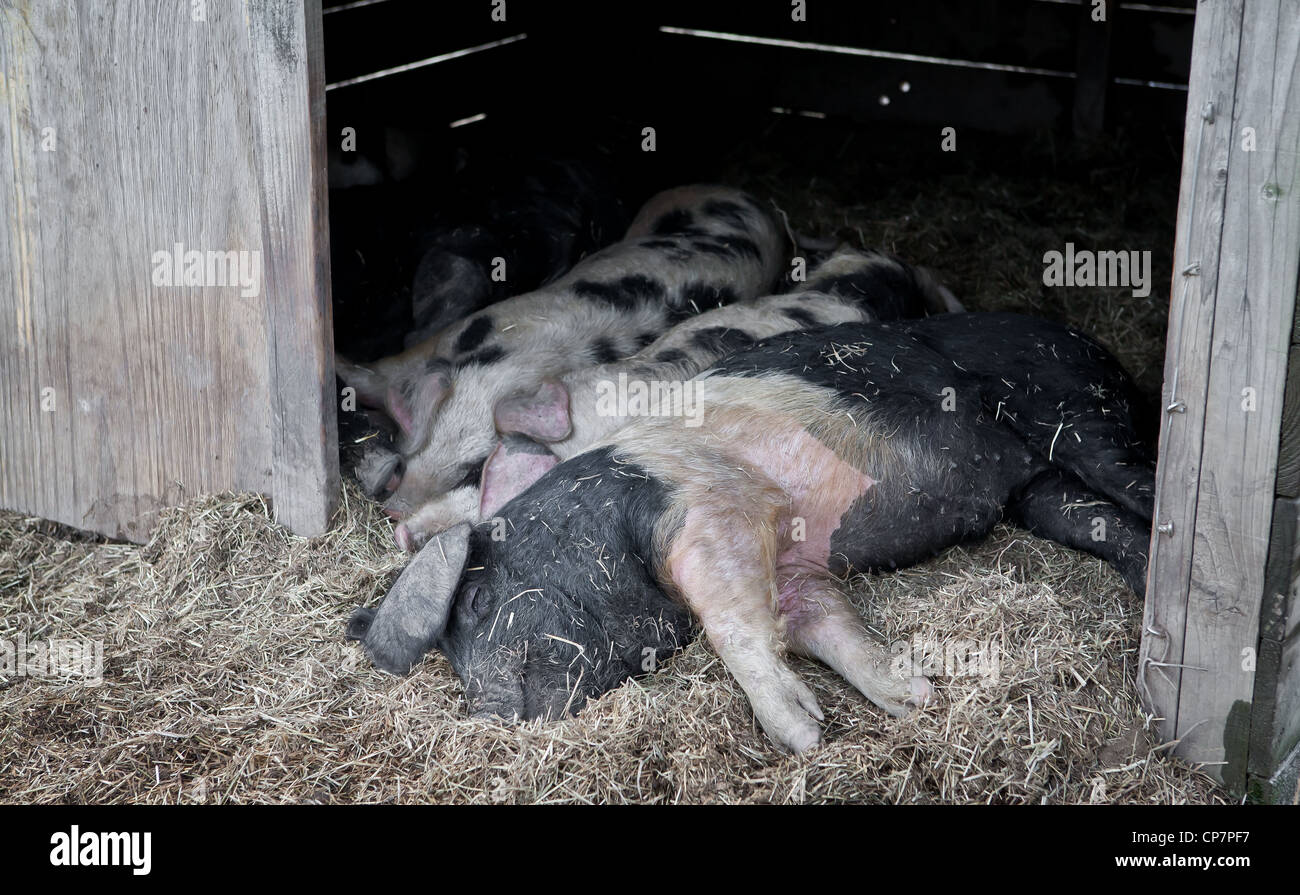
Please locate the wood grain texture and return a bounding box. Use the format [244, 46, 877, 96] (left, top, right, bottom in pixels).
[247, 0, 338, 537]
[1141, 0, 1300, 787]
[0, 0, 335, 540]
[1140, 0, 1243, 761]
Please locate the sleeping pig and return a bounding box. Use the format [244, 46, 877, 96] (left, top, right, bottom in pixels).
[348, 312, 1154, 753]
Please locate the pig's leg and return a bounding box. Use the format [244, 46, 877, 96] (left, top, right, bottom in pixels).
[781, 579, 933, 716]
[1006, 468, 1150, 597]
[668, 511, 825, 754]
[392, 486, 480, 552]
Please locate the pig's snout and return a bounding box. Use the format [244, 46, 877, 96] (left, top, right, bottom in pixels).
[345, 607, 376, 642]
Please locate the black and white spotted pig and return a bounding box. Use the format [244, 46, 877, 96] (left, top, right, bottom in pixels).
[347, 313, 1154, 753]
[392, 248, 962, 548]
[337, 184, 785, 521]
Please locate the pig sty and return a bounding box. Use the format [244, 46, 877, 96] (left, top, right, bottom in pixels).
[349, 313, 1154, 753]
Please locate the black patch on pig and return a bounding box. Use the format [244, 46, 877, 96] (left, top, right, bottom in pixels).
[701, 199, 751, 230]
[654, 348, 690, 364]
[591, 338, 622, 364]
[690, 327, 758, 358]
[434, 446, 695, 721]
[457, 345, 507, 368]
[807, 260, 929, 322]
[455, 315, 495, 354]
[651, 209, 694, 235]
[635, 331, 659, 350]
[783, 306, 823, 328]
[573, 274, 666, 311]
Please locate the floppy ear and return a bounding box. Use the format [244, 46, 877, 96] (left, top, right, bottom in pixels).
[493, 379, 571, 442]
[354, 522, 471, 674]
[479, 435, 560, 519]
[335, 355, 390, 408]
[386, 365, 452, 447]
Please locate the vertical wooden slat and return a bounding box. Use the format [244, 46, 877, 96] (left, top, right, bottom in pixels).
[246, 0, 339, 537]
[1141, 0, 1300, 788]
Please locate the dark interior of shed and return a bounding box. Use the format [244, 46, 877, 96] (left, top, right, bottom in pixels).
[323, 0, 1194, 401]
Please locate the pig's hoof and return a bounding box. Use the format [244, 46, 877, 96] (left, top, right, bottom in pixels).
[866, 672, 934, 717]
[755, 672, 824, 755]
[905, 675, 934, 710]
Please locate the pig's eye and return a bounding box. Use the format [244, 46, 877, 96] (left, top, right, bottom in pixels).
[463, 584, 488, 618]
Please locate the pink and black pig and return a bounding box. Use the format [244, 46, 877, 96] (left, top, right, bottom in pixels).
[348, 312, 1153, 753]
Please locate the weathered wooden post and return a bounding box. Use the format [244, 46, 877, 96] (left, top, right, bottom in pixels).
[0, 0, 338, 540]
[1140, 0, 1300, 798]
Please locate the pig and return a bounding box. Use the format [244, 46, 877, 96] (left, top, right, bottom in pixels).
[347, 312, 1155, 753]
[338, 185, 785, 524]
[391, 248, 962, 548]
[405, 157, 629, 347]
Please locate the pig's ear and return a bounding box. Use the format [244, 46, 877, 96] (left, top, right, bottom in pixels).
[357, 522, 472, 674]
[493, 380, 571, 442]
[387, 365, 452, 446]
[480, 436, 560, 518]
[335, 355, 390, 408]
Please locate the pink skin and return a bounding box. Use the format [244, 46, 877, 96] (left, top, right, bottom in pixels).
[479, 444, 559, 519]
[665, 425, 932, 753]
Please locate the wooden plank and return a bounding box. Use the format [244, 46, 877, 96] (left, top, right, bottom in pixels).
[320, 0, 529, 86]
[0, 0, 336, 540]
[654, 0, 1193, 88]
[1140, 0, 1241, 768]
[248, 0, 339, 537]
[0, 0, 273, 540]
[1141, 0, 1300, 788]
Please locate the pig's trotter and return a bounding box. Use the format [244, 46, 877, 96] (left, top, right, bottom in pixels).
[1006, 468, 1150, 598]
[751, 666, 824, 754]
[785, 586, 934, 717]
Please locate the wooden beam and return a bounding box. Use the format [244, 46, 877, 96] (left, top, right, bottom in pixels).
[1141, 0, 1300, 788]
[247, 0, 339, 537]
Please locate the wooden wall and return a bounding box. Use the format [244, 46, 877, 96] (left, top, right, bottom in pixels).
[0, 0, 337, 541]
[1139, 0, 1300, 793]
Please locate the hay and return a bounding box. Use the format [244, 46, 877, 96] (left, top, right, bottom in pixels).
[0, 486, 1221, 804]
